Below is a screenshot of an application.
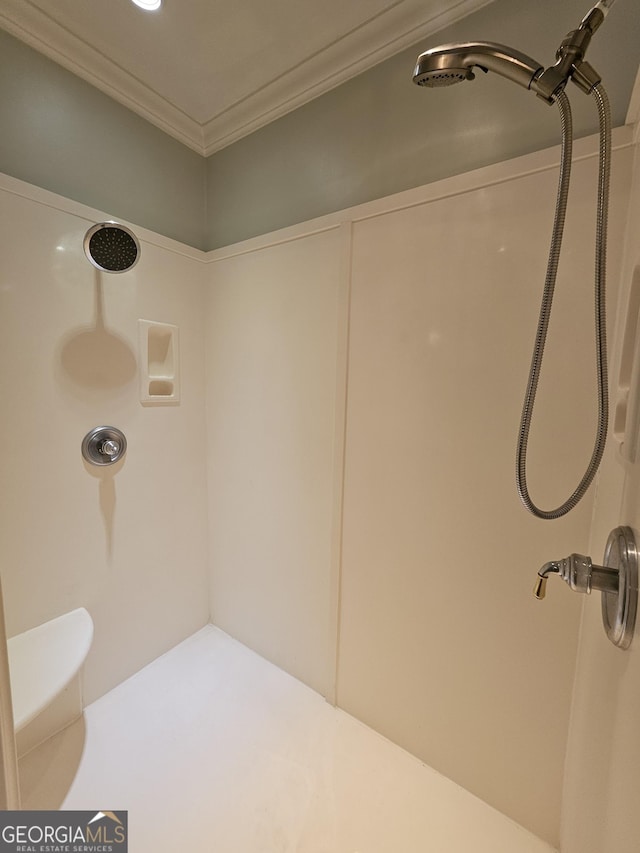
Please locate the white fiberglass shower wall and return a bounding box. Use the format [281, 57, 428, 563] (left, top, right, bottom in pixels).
[562, 120, 640, 853]
[0, 122, 638, 851]
[0, 174, 210, 706]
[205, 127, 635, 848]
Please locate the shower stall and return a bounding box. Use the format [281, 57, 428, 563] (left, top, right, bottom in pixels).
[0, 1, 639, 852]
[1, 130, 638, 852]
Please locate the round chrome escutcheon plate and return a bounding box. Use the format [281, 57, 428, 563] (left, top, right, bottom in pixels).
[601, 526, 638, 649]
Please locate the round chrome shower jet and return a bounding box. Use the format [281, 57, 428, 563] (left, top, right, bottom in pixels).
[83, 222, 140, 273]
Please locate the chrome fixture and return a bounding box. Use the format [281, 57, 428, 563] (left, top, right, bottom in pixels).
[81, 426, 127, 467]
[83, 222, 140, 273]
[413, 2, 614, 102]
[535, 526, 638, 649]
[413, 2, 614, 520]
[413, 42, 544, 95]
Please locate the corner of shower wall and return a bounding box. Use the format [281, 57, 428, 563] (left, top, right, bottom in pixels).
[202, 225, 345, 700]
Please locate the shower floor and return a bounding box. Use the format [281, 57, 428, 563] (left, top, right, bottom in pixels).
[19, 626, 555, 853]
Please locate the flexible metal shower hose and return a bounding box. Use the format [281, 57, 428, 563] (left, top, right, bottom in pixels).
[516, 83, 611, 520]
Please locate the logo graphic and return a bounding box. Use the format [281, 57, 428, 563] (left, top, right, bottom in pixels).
[88, 812, 123, 827]
[0, 810, 128, 853]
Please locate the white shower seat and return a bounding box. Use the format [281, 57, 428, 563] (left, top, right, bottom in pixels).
[8, 608, 93, 756]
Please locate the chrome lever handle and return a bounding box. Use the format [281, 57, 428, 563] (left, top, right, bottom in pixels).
[100, 439, 120, 457]
[534, 527, 638, 649]
[534, 553, 618, 599]
[533, 561, 560, 600]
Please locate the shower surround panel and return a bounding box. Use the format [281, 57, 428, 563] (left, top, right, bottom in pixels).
[0, 174, 210, 705]
[561, 128, 640, 853]
[205, 129, 634, 846]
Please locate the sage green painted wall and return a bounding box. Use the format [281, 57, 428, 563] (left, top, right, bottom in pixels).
[205, 0, 640, 249]
[0, 29, 207, 249]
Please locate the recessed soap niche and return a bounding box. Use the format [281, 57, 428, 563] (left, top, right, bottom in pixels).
[138, 319, 180, 405]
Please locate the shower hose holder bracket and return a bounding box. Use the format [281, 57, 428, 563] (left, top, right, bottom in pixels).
[533, 8, 604, 102]
[534, 526, 638, 650]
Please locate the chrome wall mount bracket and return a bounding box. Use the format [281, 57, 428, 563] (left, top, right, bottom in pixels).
[534, 526, 638, 649]
[81, 426, 127, 467]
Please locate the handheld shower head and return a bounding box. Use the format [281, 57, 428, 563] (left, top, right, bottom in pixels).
[413, 42, 544, 94]
[411, 3, 616, 520]
[414, 1, 616, 103]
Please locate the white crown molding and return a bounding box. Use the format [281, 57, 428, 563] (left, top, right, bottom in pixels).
[201, 0, 496, 155]
[0, 0, 494, 158]
[0, 0, 205, 153]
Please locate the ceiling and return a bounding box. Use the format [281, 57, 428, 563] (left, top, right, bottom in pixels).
[0, 0, 498, 156]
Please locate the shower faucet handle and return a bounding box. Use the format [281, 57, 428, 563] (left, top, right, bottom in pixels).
[533, 562, 559, 599]
[534, 527, 639, 650]
[81, 426, 127, 466]
[534, 553, 618, 600]
[100, 439, 119, 457]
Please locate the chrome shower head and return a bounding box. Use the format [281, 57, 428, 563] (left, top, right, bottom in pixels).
[413, 42, 544, 95]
